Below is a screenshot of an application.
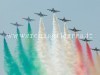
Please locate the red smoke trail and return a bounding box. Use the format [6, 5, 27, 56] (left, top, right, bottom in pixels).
[75, 36, 88, 75]
[75, 36, 83, 57]
[86, 42, 94, 66]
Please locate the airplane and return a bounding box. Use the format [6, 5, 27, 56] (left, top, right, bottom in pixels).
[34, 12, 47, 17]
[23, 17, 35, 22]
[47, 8, 60, 13]
[92, 47, 100, 51]
[69, 27, 81, 32]
[0, 31, 8, 37]
[80, 38, 92, 42]
[10, 22, 23, 27]
[58, 17, 71, 22]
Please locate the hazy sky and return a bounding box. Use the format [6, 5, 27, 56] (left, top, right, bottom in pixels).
[0, 0, 100, 75]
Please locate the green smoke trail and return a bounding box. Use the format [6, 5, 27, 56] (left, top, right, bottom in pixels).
[16, 28, 33, 75]
[26, 22, 43, 75]
[27, 22, 37, 61]
[3, 38, 22, 75]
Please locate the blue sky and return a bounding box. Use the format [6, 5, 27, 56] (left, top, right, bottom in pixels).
[0, 0, 100, 75]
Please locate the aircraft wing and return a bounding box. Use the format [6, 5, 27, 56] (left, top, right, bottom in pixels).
[67, 20, 71, 21]
[87, 39, 92, 41]
[76, 30, 81, 32]
[55, 10, 60, 12]
[92, 49, 96, 50]
[18, 24, 23, 26]
[47, 9, 51, 11]
[43, 14, 47, 16]
[0, 33, 3, 35]
[57, 10, 60, 12]
[34, 13, 39, 15]
[30, 19, 35, 21]
[80, 39, 85, 41]
[92, 49, 100, 51]
[77, 30, 81, 31]
[22, 18, 27, 20]
[58, 18, 63, 20]
[69, 29, 73, 31]
[98, 50, 100, 51]
[10, 23, 16, 25]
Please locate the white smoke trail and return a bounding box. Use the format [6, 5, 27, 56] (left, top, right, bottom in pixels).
[37, 18, 55, 75]
[51, 13, 67, 75]
[63, 22, 76, 75]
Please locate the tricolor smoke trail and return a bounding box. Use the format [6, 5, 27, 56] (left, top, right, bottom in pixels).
[37, 17, 54, 75]
[75, 36, 87, 75]
[26, 22, 42, 75]
[51, 13, 67, 75]
[3, 38, 22, 75]
[16, 28, 34, 75]
[63, 22, 76, 75]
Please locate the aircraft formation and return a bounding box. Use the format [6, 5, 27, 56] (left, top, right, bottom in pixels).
[0, 8, 99, 54]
